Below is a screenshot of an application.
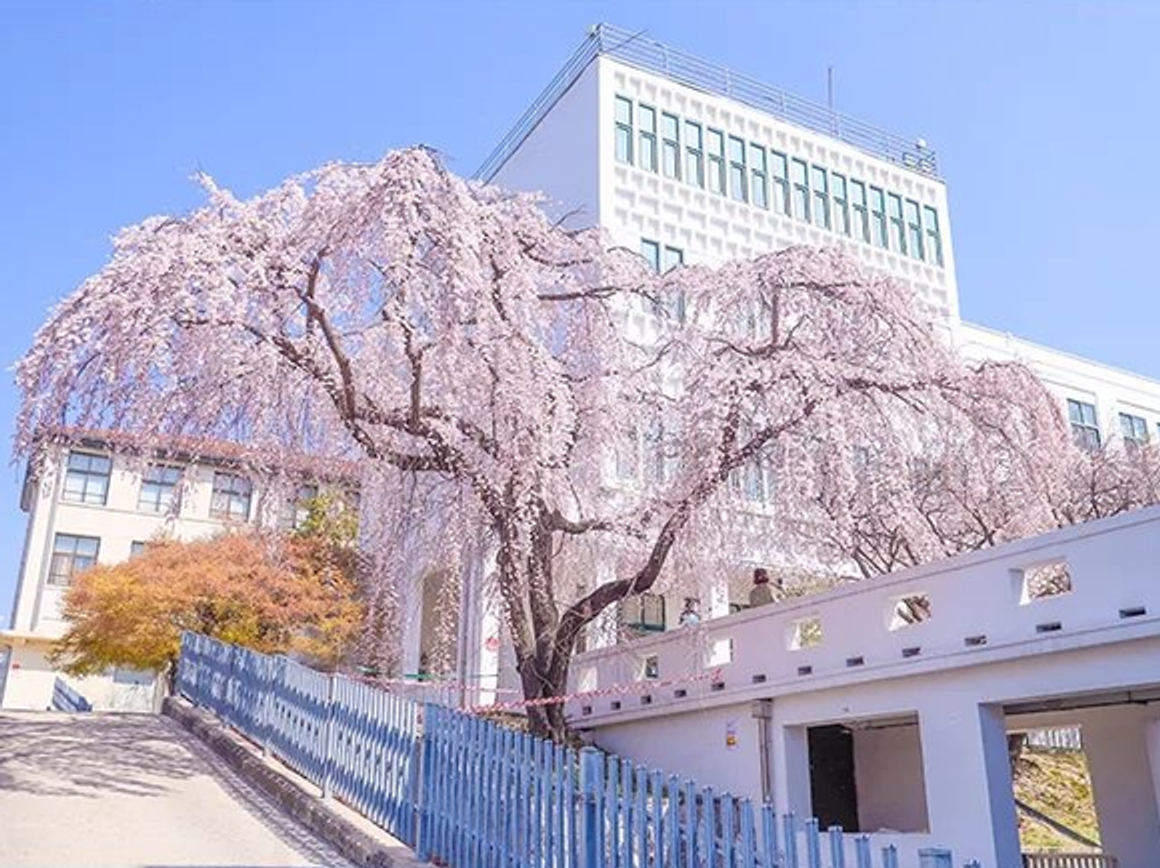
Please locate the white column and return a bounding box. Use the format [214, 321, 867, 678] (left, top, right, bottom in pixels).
[917, 700, 1020, 867]
[1081, 706, 1160, 868]
[769, 716, 811, 816]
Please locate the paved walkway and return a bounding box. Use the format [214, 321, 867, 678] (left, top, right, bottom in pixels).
[0, 711, 352, 867]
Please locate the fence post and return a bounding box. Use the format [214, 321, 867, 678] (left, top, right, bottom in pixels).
[259, 654, 272, 757]
[321, 672, 337, 800]
[579, 747, 604, 868]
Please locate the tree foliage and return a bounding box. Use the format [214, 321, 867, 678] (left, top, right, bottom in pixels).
[51, 530, 363, 680]
[18, 147, 1100, 737]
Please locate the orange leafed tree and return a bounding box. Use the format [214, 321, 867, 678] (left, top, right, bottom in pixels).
[51, 531, 363, 682]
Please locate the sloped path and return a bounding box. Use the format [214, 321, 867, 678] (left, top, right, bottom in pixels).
[0, 711, 351, 868]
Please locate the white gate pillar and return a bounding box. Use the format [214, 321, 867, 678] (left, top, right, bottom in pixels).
[1080, 706, 1160, 868]
[917, 700, 1020, 868]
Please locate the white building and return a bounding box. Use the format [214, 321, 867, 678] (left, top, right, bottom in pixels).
[484, 23, 1160, 453]
[0, 431, 355, 712]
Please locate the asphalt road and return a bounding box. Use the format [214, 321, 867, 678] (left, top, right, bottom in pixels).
[0, 711, 352, 868]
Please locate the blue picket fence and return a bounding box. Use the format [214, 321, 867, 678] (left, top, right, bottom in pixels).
[51, 677, 92, 712]
[176, 632, 420, 843]
[176, 633, 974, 868]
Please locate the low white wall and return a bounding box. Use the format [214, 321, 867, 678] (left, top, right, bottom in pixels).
[0, 644, 155, 712]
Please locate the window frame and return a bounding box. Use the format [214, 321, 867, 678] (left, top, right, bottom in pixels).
[728, 135, 748, 203]
[614, 96, 634, 165]
[706, 128, 726, 195]
[48, 533, 100, 587]
[791, 158, 811, 222]
[810, 165, 830, 229]
[922, 205, 944, 266]
[770, 151, 791, 215]
[832, 173, 850, 236]
[1119, 412, 1149, 446]
[638, 104, 658, 173]
[137, 463, 183, 514]
[61, 451, 112, 506]
[684, 120, 704, 188]
[887, 192, 907, 254]
[1067, 399, 1101, 451]
[749, 143, 768, 209]
[850, 180, 869, 242]
[869, 186, 888, 248]
[661, 112, 681, 180]
[904, 199, 924, 260]
[209, 471, 253, 521]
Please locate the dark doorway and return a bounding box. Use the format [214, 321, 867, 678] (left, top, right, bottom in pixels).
[808, 724, 860, 832]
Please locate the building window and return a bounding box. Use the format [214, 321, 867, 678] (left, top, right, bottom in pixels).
[286, 482, 319, 530]
[48, 533, 99, 586]
[1120, 412, 1149, 446]
[614, 96, 634, 165]
[905, 199, 924, 260]
[850, 180, 869, 242]
[661, 112, 681, 179]
[644, 419, 672, 486]
[616, 427, 640, 481]
[640, 238, 661, 273]
[61, 452, 111, 506]
[1067, 399, 1101, 450]
[638, 105, 658, 173]
[791, 159, 810, 222]
[137, 464, 182, 514]
[210, 471, 252, 521]
[811, 165, 830, 229]
[832, 174, 850, 236]
[771, 151, 790, 215]
[684, 120, 704, 188]
[130, 540, 147, 558]
[728, 136, 747, 203]
[661, 246, 686, 323]
[620, 592, 666, 634]
[869, 187, 887, 248]
[749, 144, 768, 209]
[923, 206, 943, 266]
[887, 193, 906, 254]
[707, 129, 726, 195]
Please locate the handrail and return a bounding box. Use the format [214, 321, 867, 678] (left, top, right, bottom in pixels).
[477, 23, 938, 183]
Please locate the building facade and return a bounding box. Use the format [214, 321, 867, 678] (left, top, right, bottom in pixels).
[0, 433, 353, 711]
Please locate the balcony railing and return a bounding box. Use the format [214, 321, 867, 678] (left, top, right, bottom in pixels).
[478, 23, 938, 183]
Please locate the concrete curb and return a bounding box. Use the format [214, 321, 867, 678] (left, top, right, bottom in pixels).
[163, 696, 430, 868]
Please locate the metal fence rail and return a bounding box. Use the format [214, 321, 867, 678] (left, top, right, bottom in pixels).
[477, 23, 937, 184]
[178, 633, 996, 868]
[1024, 727, 1083, 752]
[51, 677, 92, 712]
[1023, 855, 1116, 868]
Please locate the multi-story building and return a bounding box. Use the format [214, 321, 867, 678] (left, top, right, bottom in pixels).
[408, 24, 1160, 689]
[0, 431, 356, 711]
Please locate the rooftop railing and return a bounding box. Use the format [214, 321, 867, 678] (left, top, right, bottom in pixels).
[477, 23, 938, 184]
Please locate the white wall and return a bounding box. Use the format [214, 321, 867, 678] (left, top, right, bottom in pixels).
[853, 722, 929, 833]
[490, 62, 601, 230]
[957, 321, 1160, 442]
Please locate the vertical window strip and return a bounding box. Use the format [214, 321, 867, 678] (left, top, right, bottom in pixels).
[661, 112, 681, 180]
[684, 121, 704, 188]
[832, 174, 850, 236]
[728, 136, 747, 203]
[850, 181, 869, 242]
[887, 193, 906, 254]
[905, 199, 924, 260]
[811, 165, 830, 229]
[923, 206, 943, 266]
[749, 143, 768, 209]
[615, 96, 634, 165]
[639, 104, 658, 173]
[771, 151, 790, 215]
[791, 159, 810, 222]
[707, 129, 726, 195]
[869, 186, 887, 248]
[1067, 399, 1101, 450]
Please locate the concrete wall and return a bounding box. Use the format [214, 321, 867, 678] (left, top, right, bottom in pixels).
[1, 643, 154, 712]
[490, 61, 601, 230]
[853, 722, 929, 833]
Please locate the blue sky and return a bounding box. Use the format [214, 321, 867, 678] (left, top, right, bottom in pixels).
[2, 1, 1158, 622]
